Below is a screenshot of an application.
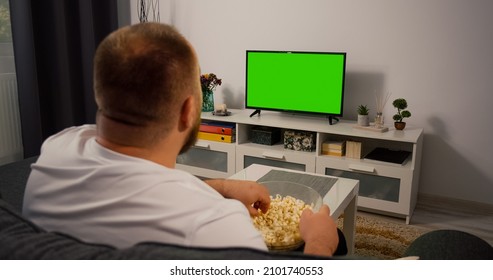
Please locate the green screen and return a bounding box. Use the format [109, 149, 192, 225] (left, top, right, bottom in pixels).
[246, 51, 346, 116]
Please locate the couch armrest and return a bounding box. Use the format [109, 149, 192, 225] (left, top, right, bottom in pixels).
[0, 156, 38, 212]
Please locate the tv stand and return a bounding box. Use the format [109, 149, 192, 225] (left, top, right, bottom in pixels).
[177, 109, 423, 224]
[328, 116, 339, 125]
[249, 109, 261, 118]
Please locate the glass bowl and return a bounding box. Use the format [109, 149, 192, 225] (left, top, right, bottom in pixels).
[260, 181, 322, 211]
[256, 181, 323, 251]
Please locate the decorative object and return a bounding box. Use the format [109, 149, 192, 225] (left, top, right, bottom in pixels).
[137, 0, 160, 23]
[357, 105, 370, 126]
[283, 130, 316, 152]
[392, 98, 412, 130]
[375, 91, 391, 129]
[251, 126, 281, 145]
[354, 99, 389, 133]
[201, 88, 214, 112]
[212, 103, 231, 116]
[374, 112, 384, 129]
[353, 125, 389, 133]
[200, 73, 222, 112]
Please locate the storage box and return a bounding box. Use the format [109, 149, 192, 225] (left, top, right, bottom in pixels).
[251, 126, 281, 145]
[283, 130, 316, 152]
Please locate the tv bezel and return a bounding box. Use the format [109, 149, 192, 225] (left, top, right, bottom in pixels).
[245, 50, 346, 117]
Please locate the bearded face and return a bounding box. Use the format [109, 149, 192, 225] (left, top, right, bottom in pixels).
[179, 112, 200, 155]
[178, 72, 202, 155]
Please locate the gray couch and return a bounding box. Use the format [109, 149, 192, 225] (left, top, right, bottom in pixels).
[1, 157, 492, 260]
[0, 157, 336, 260]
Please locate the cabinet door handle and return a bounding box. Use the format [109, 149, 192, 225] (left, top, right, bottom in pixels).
[262, 151, 285, 160]
[194, 141, 210, 149]
[348, 164, 375, 173]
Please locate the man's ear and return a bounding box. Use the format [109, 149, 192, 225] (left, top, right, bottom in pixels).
[178, 95, 196, 132]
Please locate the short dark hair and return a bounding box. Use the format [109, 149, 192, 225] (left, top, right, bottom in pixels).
[94, 23, 198, 134]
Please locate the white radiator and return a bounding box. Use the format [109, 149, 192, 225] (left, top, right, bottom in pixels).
[0, 73, 23, 165]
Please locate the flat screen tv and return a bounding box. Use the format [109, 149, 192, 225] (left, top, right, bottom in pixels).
[245, 50, 346, 121]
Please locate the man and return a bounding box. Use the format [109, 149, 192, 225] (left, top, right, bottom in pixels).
[23, 22, 340, 256]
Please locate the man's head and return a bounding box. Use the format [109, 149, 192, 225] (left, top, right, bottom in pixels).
[94, 22, 201, 153]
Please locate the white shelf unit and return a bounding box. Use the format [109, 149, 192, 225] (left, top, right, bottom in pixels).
[176, 139, 236, 178]
[177, 109, 423, 223]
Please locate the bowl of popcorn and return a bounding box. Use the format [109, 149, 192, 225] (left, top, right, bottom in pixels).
[252, 181, 323, 251]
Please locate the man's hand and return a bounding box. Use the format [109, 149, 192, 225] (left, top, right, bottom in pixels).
[300, 204, 339, 257]
[205, 179, 270, 216]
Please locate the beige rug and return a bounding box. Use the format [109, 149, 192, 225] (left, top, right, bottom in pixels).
[338, 214, 429, 260]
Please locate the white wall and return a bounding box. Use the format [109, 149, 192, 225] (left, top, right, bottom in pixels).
[131, 0, 493, 205]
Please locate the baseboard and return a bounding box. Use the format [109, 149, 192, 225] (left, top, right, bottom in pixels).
[417, 193, 493, 215]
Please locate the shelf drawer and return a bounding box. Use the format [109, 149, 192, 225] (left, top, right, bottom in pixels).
[316, 156, 413, 215]
[324, 167, 400, 202]
[236, 145, 316, 173]
[176, 140, 235, 178]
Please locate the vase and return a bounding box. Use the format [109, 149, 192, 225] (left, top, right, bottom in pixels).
[202, 88, 214, 112]
[375, 112, 384, 129]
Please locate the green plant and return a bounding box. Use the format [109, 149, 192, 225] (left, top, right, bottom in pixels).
[357, 105, 369, 115]
[392, 98, 411, 122]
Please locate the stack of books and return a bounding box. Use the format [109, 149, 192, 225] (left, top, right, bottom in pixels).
[322, 141, 345, 157]
[198, 121, 236, 143]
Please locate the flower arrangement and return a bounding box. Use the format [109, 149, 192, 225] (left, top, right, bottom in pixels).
[200, 73, 222, 91]
[200, 73, 222, 112]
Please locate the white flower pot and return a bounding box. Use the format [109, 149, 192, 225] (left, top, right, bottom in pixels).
[358, 115, 370, 126]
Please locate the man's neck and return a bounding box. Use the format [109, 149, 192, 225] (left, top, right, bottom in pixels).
[95, 114, 180, 168]
[95, 136, 177, 168]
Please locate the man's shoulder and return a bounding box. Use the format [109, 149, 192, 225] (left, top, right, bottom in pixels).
[49, 124, 96, 140]
[42, 125, 96, 147]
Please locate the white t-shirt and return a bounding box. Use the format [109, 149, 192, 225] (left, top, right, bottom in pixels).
[23, 125, 267, 250]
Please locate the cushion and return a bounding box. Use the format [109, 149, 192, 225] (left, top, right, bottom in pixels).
[0, 156, 38, 212]
[404, 229, 493, 260]
[0, 199, 116, 259]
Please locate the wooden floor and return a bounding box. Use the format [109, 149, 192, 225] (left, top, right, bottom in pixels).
[358, 194, 493, 246]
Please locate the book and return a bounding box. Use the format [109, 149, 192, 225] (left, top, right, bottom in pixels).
[346, 141, 362, 159]
[322, 149, 345, 157]
[322, 141, 345, 156]
[197, 131, 235, 143]
[363, 147, 411, 165]
[199, 121, 235, 135]
[322, 141, 345, 150]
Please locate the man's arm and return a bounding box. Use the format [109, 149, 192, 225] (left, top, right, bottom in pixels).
[206, 179, 338, 256]
[300, 204, 339, 256]
[204, 179, 270, 216]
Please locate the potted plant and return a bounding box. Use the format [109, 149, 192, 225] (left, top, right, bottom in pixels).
[357, 105, 370, 126]
[392, 98, 411, 130]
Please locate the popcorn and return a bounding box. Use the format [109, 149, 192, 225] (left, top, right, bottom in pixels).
[252, 194, 312, 248]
